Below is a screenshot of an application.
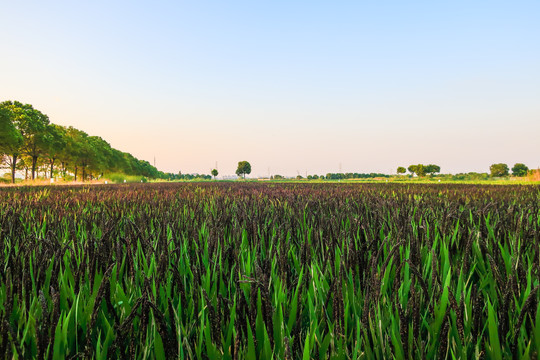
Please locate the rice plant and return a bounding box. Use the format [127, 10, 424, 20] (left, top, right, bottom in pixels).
[0, 182, 539, 359]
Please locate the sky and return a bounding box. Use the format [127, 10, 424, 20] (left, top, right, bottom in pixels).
[1, 1, 539, 177]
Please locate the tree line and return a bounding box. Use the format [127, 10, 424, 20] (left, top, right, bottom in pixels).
[396, 164, 441, 177]
[0, 101, 164, 183]
[324, 172, 389, 180]
[397, 163, 531, 178]
[489, 163, 529, 177]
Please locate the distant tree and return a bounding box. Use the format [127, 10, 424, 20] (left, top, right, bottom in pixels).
[490, 163, 509, 177]
[69, 128, 93, 181]
[408, 164, 426, 177]
[236, 161, 251, 179]
[87, 136, 113, 179]
[17, 157, 31, 180]
[135, 159, 158, 179]
[60, 126, 83, 179]
[108, 148, 129, 174]
[511, 163, 528, 177]
[397, 166, 406, 175]
[425, 164, 441, 175]
[211, 168, 218, 179]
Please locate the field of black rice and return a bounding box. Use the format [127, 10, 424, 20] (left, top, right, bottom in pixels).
[0, 182, 539, 359]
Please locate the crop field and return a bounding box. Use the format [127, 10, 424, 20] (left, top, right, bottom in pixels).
[0, 182, 539, 359]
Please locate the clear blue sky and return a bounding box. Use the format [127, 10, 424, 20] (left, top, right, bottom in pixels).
[1, 1, 539, 176]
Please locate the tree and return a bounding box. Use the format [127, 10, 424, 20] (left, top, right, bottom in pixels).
[408, 164, 426, 177]
[236, 161, 251, 179]
[10, 102, 51, 180]
[425, 164, 441, 175]
[511, 163, 528, 177]
[43, 124, 67, 178]
[56, 126, 78, 178]
[17, 157, 31, 180]
[0, 106, 19, 149]
[67, 128, 91, 181]
[13, 103, 50, 179]
[211, 169, 218, 179]
[490, 163, 509, 177]
[86, 136, 113, 179]
[3, 101, 166, 182]
[0, 104, 23, 183]
[397, 166, 406, 175]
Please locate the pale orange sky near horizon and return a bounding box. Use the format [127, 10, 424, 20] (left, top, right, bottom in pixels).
[1, 1, 539, 177]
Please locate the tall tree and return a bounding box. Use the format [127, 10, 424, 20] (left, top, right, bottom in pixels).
[86, 136, 113, 179]
[63, 127, 87, 181]
[2, 101, 51, 179]
[0, 104, 23, 183]
[43, 124, 67, 178]
[236, 161, 251, 179]
[75, 132, 96, 181]
[211, 168, 218, 179]
[397, 166, 406, 174]
[109, 148, 129, 174]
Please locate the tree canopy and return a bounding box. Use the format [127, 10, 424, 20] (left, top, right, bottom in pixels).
[408, 164, 440, 177]
[408, 165, 425, 177]
[490, 163, 509, 177]
[325, 172, 389, 180]
[511, 163, 528, 177]
[236, 161, 251, 179]
[424, 164, 441, 175]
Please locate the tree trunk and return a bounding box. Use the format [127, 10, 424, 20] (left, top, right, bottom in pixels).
[82, 167, 86, 182]
[10, 155, 17, 184]
[74, 166, 78, 181]
[50, 159, 55, 179]
[31, 155, 38, 180]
